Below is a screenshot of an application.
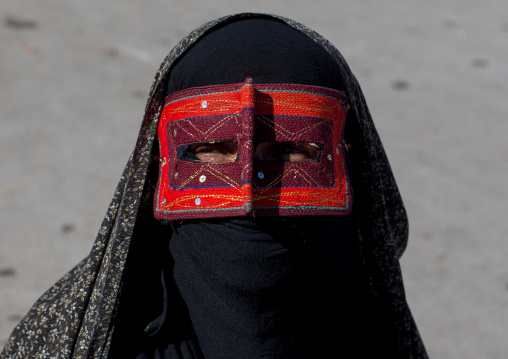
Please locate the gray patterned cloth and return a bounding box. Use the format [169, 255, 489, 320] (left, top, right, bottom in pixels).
[1, 13, 428, 359]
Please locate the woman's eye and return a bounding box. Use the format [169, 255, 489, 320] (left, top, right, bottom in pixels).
[280, 144, 304, 154]
[185, 141, 238, 163]
[194, 145, 218, 154]
[255, 142, 321, 162]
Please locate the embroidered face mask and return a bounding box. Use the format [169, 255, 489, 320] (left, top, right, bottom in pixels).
[154, 78, 351, 220]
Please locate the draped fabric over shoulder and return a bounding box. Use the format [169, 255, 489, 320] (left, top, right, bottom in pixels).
[1, 13, 427, 359]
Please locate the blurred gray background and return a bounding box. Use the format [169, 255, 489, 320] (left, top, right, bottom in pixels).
[1, 1, 507, 358]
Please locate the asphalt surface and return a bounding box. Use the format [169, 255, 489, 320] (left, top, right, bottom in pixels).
[1, 1, 507, 358]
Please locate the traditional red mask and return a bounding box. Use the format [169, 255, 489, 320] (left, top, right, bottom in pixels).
[154, 78, 351, 220]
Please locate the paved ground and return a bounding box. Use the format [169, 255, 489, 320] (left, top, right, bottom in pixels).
[1, 1, 507, 358]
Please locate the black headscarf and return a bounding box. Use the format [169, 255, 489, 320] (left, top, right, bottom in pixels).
[1, 13, 427, 359]
[166, 18, 346, 92]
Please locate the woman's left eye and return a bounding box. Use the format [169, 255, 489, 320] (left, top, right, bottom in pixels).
[255, 142, 321, 162]
[279, 144, 305, 154]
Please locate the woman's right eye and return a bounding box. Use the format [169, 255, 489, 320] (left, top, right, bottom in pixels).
[193, 145, 217, 154]
[186, 141, 238, 163]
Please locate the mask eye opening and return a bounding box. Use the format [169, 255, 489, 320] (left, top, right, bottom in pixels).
[254, 141, 323, 162]
[177, 140, 239, 163]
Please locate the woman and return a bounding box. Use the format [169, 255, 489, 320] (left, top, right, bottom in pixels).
[1, 14, 427, 359]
